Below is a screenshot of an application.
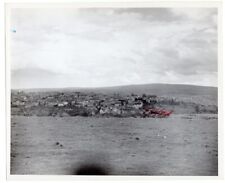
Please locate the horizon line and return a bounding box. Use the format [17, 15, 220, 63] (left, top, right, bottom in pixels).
[11, 82, 218, 91]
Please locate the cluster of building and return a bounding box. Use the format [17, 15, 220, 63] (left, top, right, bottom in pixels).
[11, 90, 217, 117]
[11, 91, 161, 117]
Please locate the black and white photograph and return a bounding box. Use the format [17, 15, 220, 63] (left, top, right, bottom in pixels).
[8, 5, 219, 176]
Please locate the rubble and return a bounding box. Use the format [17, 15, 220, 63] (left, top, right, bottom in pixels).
[11, 90, 217, 117]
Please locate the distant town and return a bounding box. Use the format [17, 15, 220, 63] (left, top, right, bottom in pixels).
[11, 90, 218, 118]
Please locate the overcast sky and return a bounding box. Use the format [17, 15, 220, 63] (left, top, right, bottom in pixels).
[10, 8, 217, 89]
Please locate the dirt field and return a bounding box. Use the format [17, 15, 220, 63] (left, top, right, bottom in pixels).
[11, 114, 218, 175]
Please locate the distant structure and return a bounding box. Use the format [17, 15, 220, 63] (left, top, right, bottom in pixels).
[11, 91, 177, 118]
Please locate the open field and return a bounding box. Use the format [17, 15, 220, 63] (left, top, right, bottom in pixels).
[10, 84, 218, 175]
[11, 114, 218, 175]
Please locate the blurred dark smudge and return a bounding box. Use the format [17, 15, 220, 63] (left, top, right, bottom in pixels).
[70, 152, 111, 175]
[75, 163, 108, 175]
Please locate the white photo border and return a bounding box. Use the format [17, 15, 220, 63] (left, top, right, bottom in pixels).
[4, 0, 224, 181]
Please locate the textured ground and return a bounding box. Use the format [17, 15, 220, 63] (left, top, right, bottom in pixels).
[11, 114, 218, 175]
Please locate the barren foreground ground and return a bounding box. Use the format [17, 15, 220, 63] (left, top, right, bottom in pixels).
[11, 114, 218, 175]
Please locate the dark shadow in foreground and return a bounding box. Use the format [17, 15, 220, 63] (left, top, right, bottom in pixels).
[75, 163, 109, 175]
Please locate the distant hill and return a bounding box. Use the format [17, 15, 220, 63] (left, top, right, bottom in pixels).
[11, 83, 218, 116]
[14, 83, 217, 96]
[79, 83, 217, 96]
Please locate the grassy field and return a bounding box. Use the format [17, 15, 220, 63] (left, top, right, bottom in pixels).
[11, 114, 218, 175]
